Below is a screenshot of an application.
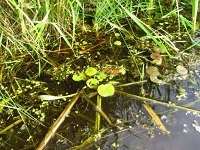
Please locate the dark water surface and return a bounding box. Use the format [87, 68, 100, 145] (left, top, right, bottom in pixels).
[98, 61, 200, 150]
[43, 57, 200, 150]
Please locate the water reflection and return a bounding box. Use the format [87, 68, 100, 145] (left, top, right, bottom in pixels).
[99, 61, 200, 150]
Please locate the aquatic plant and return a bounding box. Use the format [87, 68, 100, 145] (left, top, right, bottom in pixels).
[97, 84, 115, 97]
[146, 66, 164, 84]
[85, 67, 98, 76]
[72, 66, 122, 97]
[0, 0, 199, 149]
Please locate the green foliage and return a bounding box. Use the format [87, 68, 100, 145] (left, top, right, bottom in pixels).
[192, 0, 199, 33]
[85, 67, 98, 76]
[0, 0, 197, 148]
[146, 66, 159, 76]
[72, 72, 88, 81]
[146, 66, 163, 84]
[97, 84, 115, 97]
[86, 78, 99, 89]
[97, 72, 107, 82]
[0, 98, 10, 113]
[72, 66, 118, 97]
[114, 40, 122, 46]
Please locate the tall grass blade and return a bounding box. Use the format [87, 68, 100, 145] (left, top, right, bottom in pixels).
[30, 10, 50, 41]
[192, 0, 199, 33]
[51, 22, 73, 50]
[117, 2, 172, 57]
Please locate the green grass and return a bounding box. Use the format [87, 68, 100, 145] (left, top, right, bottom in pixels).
[192, 0, 199, 33]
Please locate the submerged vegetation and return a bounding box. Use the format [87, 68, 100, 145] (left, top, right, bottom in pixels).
[0, 0, 200, 149]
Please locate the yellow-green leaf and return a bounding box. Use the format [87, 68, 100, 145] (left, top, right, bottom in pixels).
[86, 78, 99, 89]
[85, 67, 97, 76]
[0, 98, 10, 113]
[97, 84, 115, 97]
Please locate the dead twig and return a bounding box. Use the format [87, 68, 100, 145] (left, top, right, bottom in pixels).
[36, 89, 83, 150]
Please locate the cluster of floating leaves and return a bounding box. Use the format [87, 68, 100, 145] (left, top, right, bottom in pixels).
[145, 49, 164, 83]
[146, 64, 188, 84]
[73, 67, 117, 97]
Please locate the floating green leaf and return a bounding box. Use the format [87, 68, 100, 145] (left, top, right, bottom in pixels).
[153, 46, 164, 53]
[97, 72, 107, 82]
[178, 88, 186, 94]
[150, 53, 161, 60]
[86, 78, 99, 89]
[97, 84, 115, 97]
[85, 67, 98, 76]
[114, 33, 120, 37]
[82, 41, 88, 45]
[146, 66, 159, 76]
[114, 40, 122, 46]
[72, 72, 87, 81]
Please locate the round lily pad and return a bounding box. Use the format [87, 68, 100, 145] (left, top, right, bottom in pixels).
[176, 65, 188, 75]
[86, 78, 99, 89]
[97, 84, 115, 97]
[146, 66, 159, 76]
[85, 67, 97, 76]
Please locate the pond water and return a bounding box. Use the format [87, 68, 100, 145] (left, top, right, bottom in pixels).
[40, 55, 200, 150]
[2, 37, 199, 150]
[100, 95, 200, 150]
[97, 59, 200, 150]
